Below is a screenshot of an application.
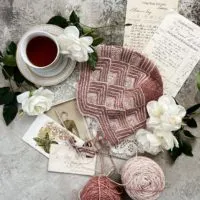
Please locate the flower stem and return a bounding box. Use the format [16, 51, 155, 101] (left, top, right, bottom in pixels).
[190, 112, 200, 117]
[80, 23, 131, 30]
[8, 79, 14, 92]
[0, 64, 14, 92]
[0, 64, 37, 91]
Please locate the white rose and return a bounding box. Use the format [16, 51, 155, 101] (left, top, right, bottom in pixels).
[136, 129, 162, 155]
[136, 128, 179, 154]
[17, 87, 54, 116]
[147, 95, 186, 131]
[154, 130, 179, 150]
[57, 26, 94, 62]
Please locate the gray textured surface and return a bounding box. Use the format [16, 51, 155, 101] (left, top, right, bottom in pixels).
[1, 0, 200, 199]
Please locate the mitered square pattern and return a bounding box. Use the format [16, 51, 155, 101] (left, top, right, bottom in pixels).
[77, 45, 163, 145]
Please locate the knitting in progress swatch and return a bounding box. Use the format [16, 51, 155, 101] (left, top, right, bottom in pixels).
[77, 45, 163, 145]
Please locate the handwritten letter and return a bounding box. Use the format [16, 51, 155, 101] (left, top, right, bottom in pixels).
[123, 0, 178, 52]
[144, 13, 200, 96]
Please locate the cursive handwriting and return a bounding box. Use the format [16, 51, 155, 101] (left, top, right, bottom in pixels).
[130, 7, 152, 15]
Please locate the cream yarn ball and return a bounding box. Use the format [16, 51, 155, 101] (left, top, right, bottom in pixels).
[121, 156, 165, 200]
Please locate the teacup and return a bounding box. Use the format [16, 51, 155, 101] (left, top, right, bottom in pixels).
[20, 30, 60, 70]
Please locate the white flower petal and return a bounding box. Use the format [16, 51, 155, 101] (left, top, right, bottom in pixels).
[136, 129, 151, 145]
[33, 88, 54, 100]
[154, 130, 176, 150]
[17, 91, 30, 103]
[177, 105, 186, 118]
[73, 48, 89, 62]
[160, 113, 182, 131]
[64, 26, 80, 38]
[57, 35, 76, 53]
[136, 129, 161, 155]
[80, 36, 93, 46]
[173, 136, 179, 148]
[57, 27, 93, 62]
[147, 101, 164, 118]
[158, 95, 176, 109]
[32, 87, 43, 95]
[87, 46, 94, 53]
[147, 95, 186, 132]
[19, 88, 54, 116]
[146, 117, 161, 130]
[146, 133, 161, 147]
[72, 43, 82, 51]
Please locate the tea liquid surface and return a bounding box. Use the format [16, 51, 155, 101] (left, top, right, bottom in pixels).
[26, 36, 57, 67]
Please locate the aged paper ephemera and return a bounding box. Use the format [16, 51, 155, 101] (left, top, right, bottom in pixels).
[123, 0, 178, 52]
[144, 13, 200, 96]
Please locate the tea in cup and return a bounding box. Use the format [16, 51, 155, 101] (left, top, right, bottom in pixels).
[20, 31, 60, 70]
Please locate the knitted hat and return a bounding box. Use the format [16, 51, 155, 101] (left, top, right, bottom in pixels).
[77, 45, 163, 145]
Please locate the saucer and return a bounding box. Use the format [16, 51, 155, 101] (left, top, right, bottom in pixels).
[16, 24, 76, 86]
[28, 55, 67, 78]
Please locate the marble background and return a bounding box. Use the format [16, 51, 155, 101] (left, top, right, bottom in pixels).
[1, 0, 200, 199]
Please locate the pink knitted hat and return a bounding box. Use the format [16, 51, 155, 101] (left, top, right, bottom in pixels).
[77, 45, 163, 145]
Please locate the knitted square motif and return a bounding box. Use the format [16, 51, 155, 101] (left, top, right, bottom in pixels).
[77, 45, 163, 145]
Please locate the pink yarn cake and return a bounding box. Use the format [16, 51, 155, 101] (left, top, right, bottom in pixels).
[77, 45, 163, 145]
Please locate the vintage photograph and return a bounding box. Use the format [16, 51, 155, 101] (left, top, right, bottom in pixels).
[47, 99, 92, 141]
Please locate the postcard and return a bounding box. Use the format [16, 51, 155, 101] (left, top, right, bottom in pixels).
[144, 12, 200, 96]
[48, 144, 96, 176]
[46, 99, 92, 142]
[22, 114, 85, 158]
[123, 0, 178, 52]
[22, 114, 96, 176]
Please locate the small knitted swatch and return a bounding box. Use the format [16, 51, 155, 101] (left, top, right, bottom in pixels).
[121, 156, 165, 200]
[77, 45, 163, 145]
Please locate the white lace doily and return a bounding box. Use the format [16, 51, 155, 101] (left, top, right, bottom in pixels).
[110, 134, 145, 160]
[49, 67, 80, 106]
[85, 116, 144, 160]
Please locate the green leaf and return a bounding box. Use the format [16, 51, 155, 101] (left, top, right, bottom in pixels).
[92, 37, 104, 46]
[2, 65, 15, 79]
[125, 23, 132, 26]
[184, 118, 197, 128]
[0, 91, 15, 105]
[0, 87, 15, 105]
[197, 72, 200, 91]
[3, 102, 18, 125]
[0, 87, 10, 95]
[34, 133, 57, 154]
[181, 141, 193, 156]
[82, 28, 98, 38]
[34, 137, 46, 143]
[69, 10, 80, 23]
[33, 137, 45, 146]
[186, 104, 200, 115]
[173, 97, 179, 105]
[14, 68, 25, 84]
[47, 15, 68, 28]
[6, 42, 17, 55]
[44, 140, 51, 153]
[2, 54, 17, 66]
[51, 141, 58, 144]
[169, 133, 194, 162]
[44, 132, 49, 140]
[0, 51, 3, 62]
[24, 79, 37, 88]
[87, 49, 98, 70]
[83, 27, 93, 34]
[183, 130, 195, 138]
[168, 147, 182, 162]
